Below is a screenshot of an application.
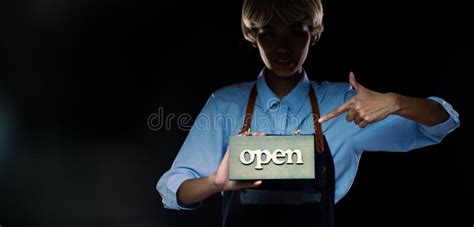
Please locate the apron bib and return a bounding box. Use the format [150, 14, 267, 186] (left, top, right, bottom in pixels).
[223, 84, 335, 227]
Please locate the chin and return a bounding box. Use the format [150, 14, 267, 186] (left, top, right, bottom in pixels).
[269, 67, 301, 78]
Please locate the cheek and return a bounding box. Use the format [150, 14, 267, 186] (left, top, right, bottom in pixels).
[293, 37, 311, 49]
[291, 39, 311, 58]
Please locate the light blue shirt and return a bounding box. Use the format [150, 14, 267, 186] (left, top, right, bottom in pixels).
[157, 69, 460, 210]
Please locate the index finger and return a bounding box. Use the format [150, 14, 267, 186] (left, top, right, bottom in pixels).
[318, 101, 351, 123]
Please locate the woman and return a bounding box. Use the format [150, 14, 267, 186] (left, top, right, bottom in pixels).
[157, 0, 460, 226]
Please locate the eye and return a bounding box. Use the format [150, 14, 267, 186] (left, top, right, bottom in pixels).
[258, 31, 274, 38]
[292, 30, 308, 37]
[261, 32, 272, 37]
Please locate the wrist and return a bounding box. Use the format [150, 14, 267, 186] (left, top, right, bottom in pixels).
[207, 174, 223, 193]
[387, 92, 403, 115]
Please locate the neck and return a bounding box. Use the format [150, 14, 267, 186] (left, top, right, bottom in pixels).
[265, 70, 303, 99]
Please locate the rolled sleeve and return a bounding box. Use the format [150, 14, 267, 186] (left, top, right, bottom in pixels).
[418, 97, 460, 143]
[157, 170, 202, 210]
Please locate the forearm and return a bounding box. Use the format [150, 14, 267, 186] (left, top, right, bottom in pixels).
[177, 175, 221, 204]
[391, 93, 450, 127]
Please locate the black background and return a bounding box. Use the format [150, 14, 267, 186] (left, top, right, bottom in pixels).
[1, 0, 472, 226]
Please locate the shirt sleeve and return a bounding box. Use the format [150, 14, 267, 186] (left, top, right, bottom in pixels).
[156, 94, 227, 210]
[352, 95, 460, 153]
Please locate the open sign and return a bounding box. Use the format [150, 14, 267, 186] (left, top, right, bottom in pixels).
[239, 149, 304, 170]
[229, 135, 315, 180]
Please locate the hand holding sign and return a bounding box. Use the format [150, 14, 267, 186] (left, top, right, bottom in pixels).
[211, 132, 264, 191]
[318, 72, 399, 128]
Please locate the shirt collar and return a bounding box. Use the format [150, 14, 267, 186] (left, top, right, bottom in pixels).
[256, 68, 311, 114]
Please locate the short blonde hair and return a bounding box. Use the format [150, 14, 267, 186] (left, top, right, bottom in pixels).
[241, 0, 324, 44]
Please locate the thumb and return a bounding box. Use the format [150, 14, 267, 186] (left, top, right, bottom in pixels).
[349, 72, 365, 93]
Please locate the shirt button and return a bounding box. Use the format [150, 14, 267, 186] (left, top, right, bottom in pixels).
[270, 101, 279, 110]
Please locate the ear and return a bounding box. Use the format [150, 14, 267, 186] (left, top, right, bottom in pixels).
[310, 35, 318, 46]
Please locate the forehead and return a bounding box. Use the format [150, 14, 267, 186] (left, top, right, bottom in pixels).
[261, 17, 307, 29]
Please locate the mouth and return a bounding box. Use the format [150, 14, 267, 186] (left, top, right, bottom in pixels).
[276, 59, 291, 64]
[273, 58, 294, 68]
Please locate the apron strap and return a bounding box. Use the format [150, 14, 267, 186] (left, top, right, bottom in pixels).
[240, 83, 326, 153]
[240, 84, 258, 134]
[309, 85, 325, 153]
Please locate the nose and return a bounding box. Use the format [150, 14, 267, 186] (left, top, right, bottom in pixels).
[276, 48, 290, 55]
[274, 34, 291, 55]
